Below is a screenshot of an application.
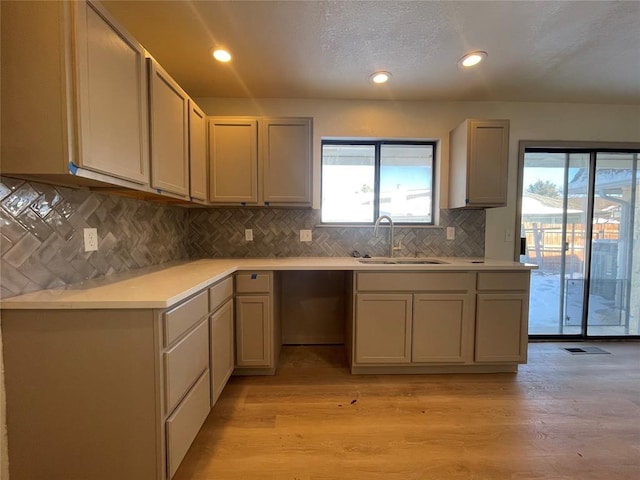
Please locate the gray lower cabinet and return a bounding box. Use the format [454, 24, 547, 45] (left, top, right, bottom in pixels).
[475, 293, 529, 362]
[161, 291, 211, 478]
[165, 370, 211, 478]
[351, 270, 529, 372]
[208, 277, 235, 406]
[1, 275, 237, 480]
[236, 295, 272, 366]
[234, 271, 281, 374]
[353, 272, 475, 368]
[355, 293, 412, 363]
[210, 299, 235, 404]
[2, 309, 162, 480]
[475, 271, 530, 363]
[412, 293, 475, 363]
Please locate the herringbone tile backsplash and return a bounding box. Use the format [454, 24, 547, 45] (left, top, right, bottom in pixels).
[1, 175, 484, 299]
[0, 176, 189, 299]
[188, 208, 484, 259]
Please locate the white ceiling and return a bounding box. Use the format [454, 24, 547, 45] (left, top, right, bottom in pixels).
[101, 0, 640, 104]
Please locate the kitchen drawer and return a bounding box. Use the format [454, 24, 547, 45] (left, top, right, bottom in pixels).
[236, 272, 271, 293]
[209, 276, 233, 313]
[477, 272, 530, 291]
[166, 369, 211, 479]
[164, 290, 208, 346]
[356, 272, 474, 292]
[164, 319, 209, 414]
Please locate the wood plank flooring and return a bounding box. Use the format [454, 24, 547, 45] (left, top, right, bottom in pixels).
[174, 342, 640, 480]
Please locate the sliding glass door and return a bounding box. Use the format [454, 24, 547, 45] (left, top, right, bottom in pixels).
[588, 153, 638, 336]
[520, 151, 589, 335]
[519, 147, 639, 338]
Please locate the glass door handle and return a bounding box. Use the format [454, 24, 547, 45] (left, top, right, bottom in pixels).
[520, 237, 527, 256]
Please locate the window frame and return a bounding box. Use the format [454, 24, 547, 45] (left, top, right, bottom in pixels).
[320, 139, 436, 225]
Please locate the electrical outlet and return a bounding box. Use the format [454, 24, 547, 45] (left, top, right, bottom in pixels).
[300, 229, 312, 242]
[505, 229, 514, 242]
[245, 229, 253, 241]
[446, 227, 455, 240]
[83, 228, 98, 252]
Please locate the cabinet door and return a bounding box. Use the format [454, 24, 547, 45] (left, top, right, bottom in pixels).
[262, 118, 312, 205]
[148, 59, 190, 196]
[189, 100, 208, 201]
[475, 293, 529, 363]
[208, 118, 259, 204]
[166, 370, 211, 479]
[210, 299, 234, 406]
[355, 294, 412, 364]
[74, 0, 149, 184]
[235, 295, 272, 367]
[467, 119, 509, 206]
[412, 293, 474, 363]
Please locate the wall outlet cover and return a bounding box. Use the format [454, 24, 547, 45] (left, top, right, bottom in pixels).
[245, 229, 253, 241]
[446, 227, 455, 241]
[83, 228, 98, 252]
[300, 229, 312, 242]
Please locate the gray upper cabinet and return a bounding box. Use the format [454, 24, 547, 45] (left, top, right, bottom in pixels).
[189, 101, 208, 202]
[148, 59, 190, 197]
[1, 0, 150, 187]
[208, 118, 260, 204]
[449, 119, 510, 208]
[262, 117, 313, 205]
[208, 117, 313, 206]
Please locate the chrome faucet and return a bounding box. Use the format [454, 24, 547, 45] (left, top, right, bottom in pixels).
[374, 215, 401, 258]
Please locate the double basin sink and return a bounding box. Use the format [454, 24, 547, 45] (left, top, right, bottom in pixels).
[357, 258, 449, 265]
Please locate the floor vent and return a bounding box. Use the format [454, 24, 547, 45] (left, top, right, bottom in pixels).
[563, 346, 611, 355]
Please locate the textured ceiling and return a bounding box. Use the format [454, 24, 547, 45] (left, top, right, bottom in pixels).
[101, 0, 640, 104]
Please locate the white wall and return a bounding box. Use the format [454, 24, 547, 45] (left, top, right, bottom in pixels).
[196, 98, 640, 260]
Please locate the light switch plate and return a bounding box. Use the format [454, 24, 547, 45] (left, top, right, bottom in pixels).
[83, 228, 98, 252]
[300, 229, 312, 242]
[446, 227, 455, 241]
[245, 229, 253, 241]
[504, 229, 514, 242]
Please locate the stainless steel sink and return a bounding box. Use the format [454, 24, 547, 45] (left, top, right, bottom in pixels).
[395, 259, 449, 264]
[357, 259, 397, 264]
[357, 258, 449, 265]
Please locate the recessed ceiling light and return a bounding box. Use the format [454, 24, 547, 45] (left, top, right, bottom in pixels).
[370, 71, 391, 84]
[458, 51, 487, 68]
[212, 49, 232, 63]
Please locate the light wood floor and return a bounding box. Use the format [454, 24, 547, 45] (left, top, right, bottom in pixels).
[174, 342, 640, 480]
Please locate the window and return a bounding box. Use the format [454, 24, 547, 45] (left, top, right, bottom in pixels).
[321, 140, 435, 224]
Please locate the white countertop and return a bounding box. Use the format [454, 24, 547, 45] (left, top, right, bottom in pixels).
[0, 257, 535, 310]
